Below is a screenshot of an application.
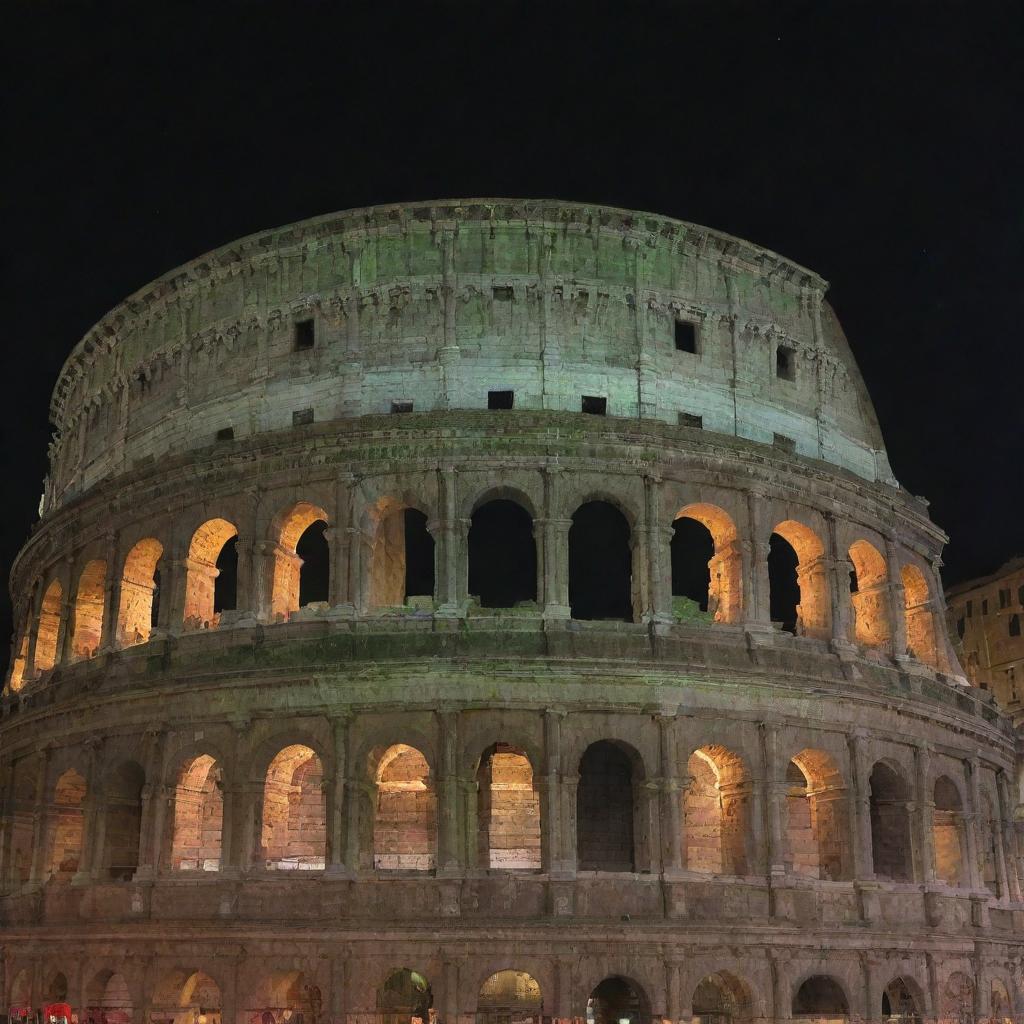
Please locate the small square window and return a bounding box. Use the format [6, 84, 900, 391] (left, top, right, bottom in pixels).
[488, 390, 514, 410]
[391, 400, 413, 414]
[294, 319, 315, 351]
[678, 412, 703, 429]
[292, 408, 314, 426]
[776, 344, 796, 381]
[999, 588, 1011, 609]
[773, 432, 797, 454]
[215, 426, 234, 442]
[581, 395, 607, 416]
[982, 599, 989, 615]
[674, 320, 698, 354]
[966, 600, 973, 617]
[492, 286, 513, 301]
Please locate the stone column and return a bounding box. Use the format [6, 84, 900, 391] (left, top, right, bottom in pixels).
[20, 581, 43, 682]
[250, 542, 277, 622]
[742, 489, 772, 629]
[73, 738, 104, 884]
[435, 466, 462, 615]
[327, 473, 357, 611]
[964, 757, 984, 892]
[343, 725, 364, 874]
[442, 959, 458, 1024]
[326, 714, 352, 877]
[794, 552, 833, 640]
[883, 534, 909, 658]
[541, 709, 566, 875]
[437, 709, 460, 874]
[913, 744, 934, 884]
[760, 723, 787, 878]
[98, 535, 120, 651]
[54, 558, 76, 666]
[554, 958, 573, 1020]
[996, 770, 1021, 901]
[0, 759, 15, 889]
[824, 514, 854, 646]
[28, 748, 53, 885]
[134, 729, 168, 879]
[847, 731, 875, 880]
[541, 466, 571, 619]
[645, 476, 673, 627]
[658, 715, 683, 875]
[665, 957, 684, 1023]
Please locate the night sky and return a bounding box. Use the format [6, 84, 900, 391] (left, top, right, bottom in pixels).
[3, 2, 1022, 672]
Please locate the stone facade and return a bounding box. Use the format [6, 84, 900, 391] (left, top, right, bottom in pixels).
[1, 200, 1021, 1024]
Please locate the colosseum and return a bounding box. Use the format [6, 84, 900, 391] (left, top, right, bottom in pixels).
[1, 199, 1021, 1024]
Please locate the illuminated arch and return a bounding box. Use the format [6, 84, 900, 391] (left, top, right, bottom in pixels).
[184, 518, 238, 630]
[270, 501, 330, 620]
[117, 537, 163, 646]
[70, 559, 106, 661]
[34, 579, 63, 672]
[673, 502, 741, 623]
[848, 539, 891, 649]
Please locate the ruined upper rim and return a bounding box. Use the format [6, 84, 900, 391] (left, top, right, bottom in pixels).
[50, 197, 827, 423]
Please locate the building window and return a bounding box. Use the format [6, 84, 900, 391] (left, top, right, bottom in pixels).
[292, 408, 314, 427]
[581, 395, 607, 416]
[674, 319, 698, 354]
[966, 600, 973, 618]
[215, 427, 234, 442]
[294, 319, 315, 351]
[772, 433, 797, 454]
[1010, 614, 1021, 637]
[982, 599, 989, 615]
[776, 344, 796, 381]
[678, 412, 703, 429]
[1018, 584, 1024, 606]
[956, 617, 965, 639]
[391, 400, 413, 414]
[1008, 667, 1019, 703]
[1000, 588, 1011, 609]
[487, 390, 514, 410]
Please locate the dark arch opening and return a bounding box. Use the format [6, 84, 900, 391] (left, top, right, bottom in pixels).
[768, 532, 800, 633]
[104, 761, 145, 881]
[587, 977, 647, 1024]
[793, 976, 848, 1016]
[377, 969, 433, 1024]
[297, 519, 330, 605]
[577, 741, 635, 872]
[569, 501, 632, 621]
[404, 509, 435, 598]
[671, 517, 714, 612]
[469, 499, 537, 608]
[869, 762, 913, 882]
[213, 536, 238, 613]
[882, 978, 920, 1021]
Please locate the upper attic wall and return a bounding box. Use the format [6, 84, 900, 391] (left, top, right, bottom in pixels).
[42, 200, 898, 513]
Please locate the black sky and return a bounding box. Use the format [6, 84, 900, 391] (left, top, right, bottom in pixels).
[2, 1, 1022, 670]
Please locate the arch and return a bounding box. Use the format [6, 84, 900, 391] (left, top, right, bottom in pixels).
[6, 764, 37, 887]
[901, 564, 939, 668]
[673, 503, 741, 624]
[940, 972, 974, 1024]
[932, 775, 966, 887]
[569, 500, 633, 621]
[70, 559, 106, 661]
[245, 970, 319, 1024]
[377, 969, 432, 1024]
[84, 970, 133, 1024]
[45, 972, 69, 1002]
[692, 971, 754, 1024]
[184, 517, 239, 630]
[587, 976, 650, 1024]
[869, 761, 913, 882]
[10, 968, 32, 1009]
[478, 971, 543, 1024]
[102, 760, 145, 880]
[787, 749, 847, 880]
[8, 626, 29, 691]
[117, 537, 163, 647]
[577, 740, 642, 872]
[684, 745, 751, 876]
[476, 744, 541, 871]
[262, 745, 325, 870]
[368, 499, 435, 609]
[270, 500, 330, 620]
[374, 744, 436, 871]
[34, 578, 63, 672]
[150, 970, 222, 1024]
[47, 768, 87, 880]
[170, 754, 223, 871]
[769, 520, 829, 638]
[991, 978, 1012, 1024]
[881, 976, 922, 1023]
[848, 539, 892, 649]
[792, 976, 849, 1017]
[468, 499, 538, 608]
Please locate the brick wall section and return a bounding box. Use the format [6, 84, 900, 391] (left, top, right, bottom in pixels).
[70, 558, 106, 660]
[262, 746, 325, 869]
[48, 768, 86, 877]
[374, 745, 436, 871]
[171, 755, 223, 871]
[478, 749, 541, 870]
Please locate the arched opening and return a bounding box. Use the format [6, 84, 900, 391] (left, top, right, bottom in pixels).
[692, 972, 753, 1024]
[787, 750, 847, 880]
[848, 540, 891, 649]
[478, 971, 543, 1024]
[991, 979, 1012, 1024]
[7, 628, 28, 691]
[869, 762, 913, 882]
[468, 499, 537, 608]
[577, 741, 639, 872]
[940, 973, 974, 1024]
[792, 976, 848, 1019]
[117, 538, 163, 647]
[769, 520, 829, 638]
[932, 776, 966, 887]
[587, 977, 648, 1024]
[34, 578, 63, 673]
[377, 970, 432, 1024]
[672, 504, 741, 624]
[246, 971, 319, 1024]
[683, 746, 750, 876]
[369, 501, 435, 609]
[270, 501, 330, 620]
[262, 745, 325, 870]
[10, 969, 31, 1016]
[476, 744, 541, 871]
[85, 971, 133, 1024]
[70, 559, 106, 661]
[901, 565, 939, 668]
[184, 518, 239, 630]
[45, 973, 69, 1002]
[170, 754, 223, 871]
[374, 744, 436, 871]
[150, 971, 222, 1024]
[102, 761, 145, 881]
[6, 764, 36, 888]
[47, 768, 86, 880]
[881, 978, 921, 1023]
[569, 501, 633, 621]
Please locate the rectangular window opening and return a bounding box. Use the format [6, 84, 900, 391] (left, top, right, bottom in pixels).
[678, 412, 703, 429]
[581, 395, 607, 416]
[391, 400, 414, 414]
[982, 599, 989, 615]
[492, 286, 513, 302]
[215, 427, 234, 442]
[292, 408, 314, 427]
[776, 344, 796, 381]
[674, 319, 698, 354]
[773, 432, 797, 454]
[488, 390, 514, 410]
[294, 319, 315, 351]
